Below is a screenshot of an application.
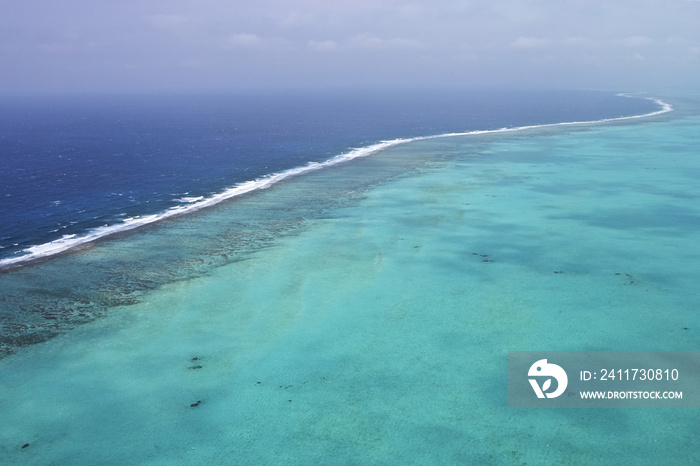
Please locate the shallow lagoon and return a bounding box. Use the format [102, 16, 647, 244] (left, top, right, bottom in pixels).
[1, 97, 699, 464]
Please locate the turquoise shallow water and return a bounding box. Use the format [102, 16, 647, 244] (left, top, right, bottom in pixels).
[1, 97, 699, 464]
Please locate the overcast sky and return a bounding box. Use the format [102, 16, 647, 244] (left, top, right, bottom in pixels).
[2, 0, 699, 94]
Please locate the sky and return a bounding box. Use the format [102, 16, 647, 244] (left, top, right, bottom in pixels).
[1, 0, 699, 95]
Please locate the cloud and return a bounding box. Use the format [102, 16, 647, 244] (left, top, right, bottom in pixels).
[613, 36, 653, 47]
[511, 37, 551, 49]
[350, 33, 385, 49]
[349, 33, 424, 49]
[222, 32, 291, 51]
[225, 33, 264, 48]
[2, 0, 700, 93]
[308, 40, 338, 51]
[665, 36, 685, 45]
[564, 36, 599, 47]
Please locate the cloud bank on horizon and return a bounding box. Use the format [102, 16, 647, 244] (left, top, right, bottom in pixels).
[1, 0, 699, 94]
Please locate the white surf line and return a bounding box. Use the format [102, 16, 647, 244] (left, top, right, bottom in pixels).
[0, 140, 406, 269]
[0, 96, 673, 270]
[424, 95, 673, 141]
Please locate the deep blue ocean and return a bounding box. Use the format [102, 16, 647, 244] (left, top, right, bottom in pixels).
[0, 90, 659, 266]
